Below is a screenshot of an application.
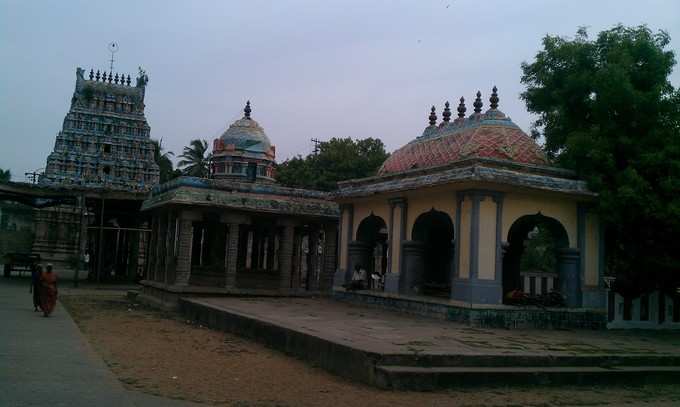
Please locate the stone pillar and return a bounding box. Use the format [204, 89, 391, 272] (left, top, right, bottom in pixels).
[558, 248, 581, 308]
[400, 240, 425, 295]
[321, 223, 338, 291]
[225, 223, 240, 288]
[385, 197, 407, 293]
[308, 228, 321, 291]
[451, 190, 504, 304]
[335, 204, 354, 287]
[278, 222, 296, 291]
[174, 218, 193, 286]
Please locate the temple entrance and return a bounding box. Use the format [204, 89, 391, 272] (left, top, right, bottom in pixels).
[503, 214, 574, 305]
[411, 209, 455, 297]
[355, 214, 388, 290]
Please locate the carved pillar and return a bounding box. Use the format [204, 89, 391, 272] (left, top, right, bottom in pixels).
[321, 223, 338, 291]
[308, 228, 321, 291]
[225, 223, 240, 288]
[174, 218, 193, 286]
[278, 222, 296, 291]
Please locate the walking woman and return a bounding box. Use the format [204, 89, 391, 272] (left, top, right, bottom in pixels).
[39, 264, 58, 317]
[30, 264, 42, 312]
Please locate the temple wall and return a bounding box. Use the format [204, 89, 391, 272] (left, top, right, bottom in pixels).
[502, 192, 578, 248]
[351, 198, 390, 240]
[403, 187, 456, 239]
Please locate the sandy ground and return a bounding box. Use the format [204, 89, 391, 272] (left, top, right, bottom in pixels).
[60, 294, 680, 407]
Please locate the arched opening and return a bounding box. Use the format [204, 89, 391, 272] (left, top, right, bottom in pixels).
[410, 209, 455, 297]
[354, 214, 388, 289]
[503, 214, 570, 305]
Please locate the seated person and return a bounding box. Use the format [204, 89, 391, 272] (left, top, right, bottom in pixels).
[346, 265, 367, 291]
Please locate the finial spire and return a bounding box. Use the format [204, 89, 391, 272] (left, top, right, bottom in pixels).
[95, 70, 101, 81]
[244, 100, 252, 119]
[442, 101, 451, 122]
[457, 96, 466, 118]
[114, 73, 119, 84]
[126, 74, 131, 86]
[473, 91, 483, 114]
[428, 106, 437, 126]
[89, 69, 94, 80]
[489, 86, 499, 109]
[108, 72, 113, 83]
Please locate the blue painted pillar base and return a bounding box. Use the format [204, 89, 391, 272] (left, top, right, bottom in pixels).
[451, 278, 503, 304]
[400, 241, 426, 296]
[384, 273, 400, 294]
[582, 286, 606, 309]
[558, 248, 582, 308]
[333, 268, 347, 288]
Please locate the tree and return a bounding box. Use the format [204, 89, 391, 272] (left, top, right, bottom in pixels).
[521, 25, 680, 295]
[276, 137, 389, 191]
[0, 168, 10, 183]
[178, 139, 212, 178]
[150, 139, 178, 183]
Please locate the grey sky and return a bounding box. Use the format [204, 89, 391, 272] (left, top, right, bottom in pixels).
[1, 0, 679, 181]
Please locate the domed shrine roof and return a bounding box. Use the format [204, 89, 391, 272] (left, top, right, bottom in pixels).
[213, 101, 275, 161]
[378, 87, 547, 175]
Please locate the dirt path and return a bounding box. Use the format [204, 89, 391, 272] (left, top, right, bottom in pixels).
[60, 294, 680, 407]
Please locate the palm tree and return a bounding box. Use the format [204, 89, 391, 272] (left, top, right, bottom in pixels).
[0, 168, 11, 183]
[150, 139, 176, 183]
[178, 139, 211, 178]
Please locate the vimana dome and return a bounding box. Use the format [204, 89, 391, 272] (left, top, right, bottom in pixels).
[378, 87, 547, 175]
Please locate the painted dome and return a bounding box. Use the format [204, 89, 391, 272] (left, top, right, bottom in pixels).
[212, 101, 276, 182]
[215, 101, 272, 157]
[379, 88, 548, 175]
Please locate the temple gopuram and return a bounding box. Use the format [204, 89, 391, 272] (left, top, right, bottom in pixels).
[139, 103, 338, 307]
[1, 67, 159, 280]
[333, 88, 606, 326]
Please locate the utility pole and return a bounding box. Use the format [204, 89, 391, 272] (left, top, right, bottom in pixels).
[311, 138, 322, 155]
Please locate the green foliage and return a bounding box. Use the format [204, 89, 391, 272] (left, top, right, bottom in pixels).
[0, 168, 10, 183]
[521, 25, 680, 294]
[150, 139, 178, 183]
[520, 225, 557, 274]
[276, 137, 389, 191]
[178, 139, 212, 178]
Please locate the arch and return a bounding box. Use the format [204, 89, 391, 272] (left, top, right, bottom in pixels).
[503, 213, 569, 303]
[354, 214, 388, 289]
[410, 209, 455, 297]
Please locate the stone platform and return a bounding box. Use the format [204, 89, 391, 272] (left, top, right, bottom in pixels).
[334, 288, 607, 329]
[179, 296, 680, 390]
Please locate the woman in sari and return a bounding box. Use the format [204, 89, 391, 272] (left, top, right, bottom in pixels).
[30, 264, 42, 312]
[39, 264, 58, 317]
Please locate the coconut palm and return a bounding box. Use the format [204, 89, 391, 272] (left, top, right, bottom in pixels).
[178, 139, 211, 178]
[150, 139, 176, 183]
[0, 168, 11, 183]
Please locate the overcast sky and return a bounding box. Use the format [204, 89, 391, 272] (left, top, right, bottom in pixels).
[1, 0, 679, 181]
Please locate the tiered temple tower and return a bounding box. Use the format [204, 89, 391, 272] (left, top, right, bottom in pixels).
[40, 67, 159, 190]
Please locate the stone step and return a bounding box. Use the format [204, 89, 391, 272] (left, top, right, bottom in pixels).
[376, 353, 680, 368]
[374, 365, 680, 390]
